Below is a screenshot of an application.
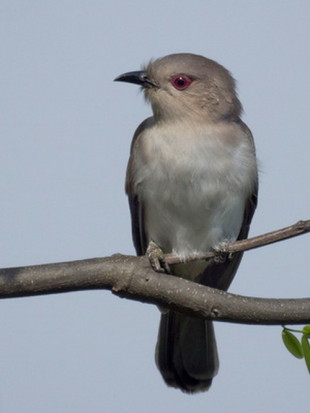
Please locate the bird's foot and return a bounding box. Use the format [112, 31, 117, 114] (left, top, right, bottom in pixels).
[212, 240, 232, 263]
[146, 241, 170, 273]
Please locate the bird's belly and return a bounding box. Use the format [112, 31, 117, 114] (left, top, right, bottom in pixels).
[141, 167, 246, 257]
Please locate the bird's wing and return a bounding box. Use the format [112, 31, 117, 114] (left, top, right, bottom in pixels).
[125, 118, 153, 256]
[127, 193, 147, 256]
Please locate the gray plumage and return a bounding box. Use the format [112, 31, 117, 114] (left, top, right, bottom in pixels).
[115, 53, 258, 393]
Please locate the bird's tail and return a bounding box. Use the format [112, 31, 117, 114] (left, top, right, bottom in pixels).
[155, 311, 219, 393]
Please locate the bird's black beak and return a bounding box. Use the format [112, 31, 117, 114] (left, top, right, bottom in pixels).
[114, 70, 157, 88]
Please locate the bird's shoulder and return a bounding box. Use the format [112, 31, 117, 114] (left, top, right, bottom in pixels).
[125, 117, 154, 194]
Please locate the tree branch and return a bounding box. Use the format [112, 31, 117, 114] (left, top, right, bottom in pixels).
[0, 220, 309, 325]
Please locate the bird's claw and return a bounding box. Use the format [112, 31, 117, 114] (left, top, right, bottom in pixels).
[146, 241, 170, 273]
[212, 240, 232, 263]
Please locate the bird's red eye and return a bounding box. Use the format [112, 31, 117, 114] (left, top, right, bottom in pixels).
[170, 75, 192, 90]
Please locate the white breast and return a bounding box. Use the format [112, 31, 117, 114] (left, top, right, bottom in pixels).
[132, 121, 257, 257]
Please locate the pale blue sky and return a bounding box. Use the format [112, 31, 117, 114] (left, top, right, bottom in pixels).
[0, 1, 309, 412]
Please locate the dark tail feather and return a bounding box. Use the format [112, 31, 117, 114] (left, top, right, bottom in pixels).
[155, 311, 219, 393]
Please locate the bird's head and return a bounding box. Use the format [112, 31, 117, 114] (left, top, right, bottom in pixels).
[115, 53, 242, 122]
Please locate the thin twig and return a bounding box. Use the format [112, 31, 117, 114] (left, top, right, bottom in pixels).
[165, 220, 310, 265]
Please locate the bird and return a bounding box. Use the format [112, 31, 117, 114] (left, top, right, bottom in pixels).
[114, 53, 258, 393]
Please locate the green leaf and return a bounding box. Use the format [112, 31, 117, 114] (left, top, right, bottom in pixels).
[301, 334, 310, 374]
[282, 330, 303, 359]
[302, 326, 310, 338]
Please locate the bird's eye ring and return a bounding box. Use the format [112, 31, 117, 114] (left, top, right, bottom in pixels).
[170, 75, 192, 90]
